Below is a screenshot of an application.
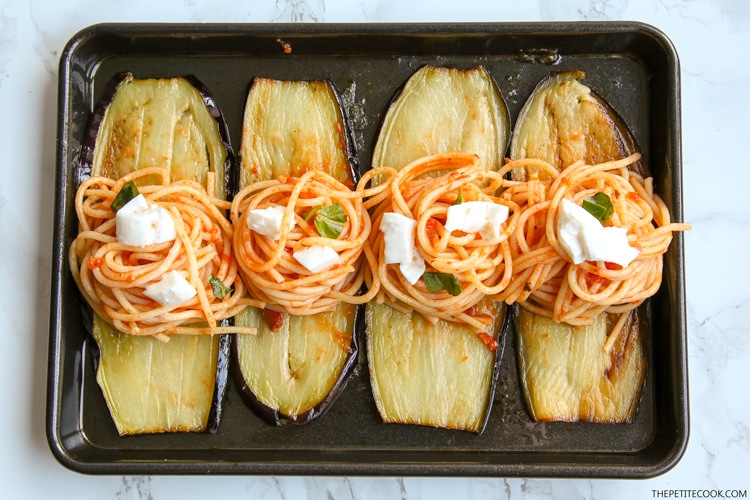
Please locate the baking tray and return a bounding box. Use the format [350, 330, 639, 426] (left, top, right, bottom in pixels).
[47, 22, 688, 477]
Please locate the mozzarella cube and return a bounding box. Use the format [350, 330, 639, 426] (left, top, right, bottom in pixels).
[293, 245, 340, 273]
[379, 212, 425, 285]
[246, 205, 295, 240]
[380, 212, 417, 265]
[115, 194, 177, 247]
[399, 250, 426, 285]
[557, 198, 639, 267]
[584, 225, 639, 267]
[444, 201, 509, 240]
[143, 270, 197, 307]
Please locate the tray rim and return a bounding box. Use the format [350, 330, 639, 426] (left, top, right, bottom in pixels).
[47, 20, 689, 478]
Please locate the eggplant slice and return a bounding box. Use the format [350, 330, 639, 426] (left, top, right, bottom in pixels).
[367, 65, 510, 433]
[79, 74, 232, 435]
[510, 71, 646, 423]
[372, 65, 510, 172]
[233, 78, 360, 426]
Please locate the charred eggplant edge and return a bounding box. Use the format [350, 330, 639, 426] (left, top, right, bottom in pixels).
[509, 70, 647, 177]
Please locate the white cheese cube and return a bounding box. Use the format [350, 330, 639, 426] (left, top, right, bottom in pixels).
[583, 225, 639, 267]
[115, 194, 177, 247]
[557, 198, 639, 267]
[246, 205, 296, 240]
[399, 250, 426, 285]
[379, 212, 425, 284]
[143, 270, 197, 307]
[293, 245, 340, 273]
[444, 201, 509, 240]
[380, 212, 418, 265]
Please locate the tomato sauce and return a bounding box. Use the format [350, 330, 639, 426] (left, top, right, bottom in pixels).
[261, 309, 285, 331]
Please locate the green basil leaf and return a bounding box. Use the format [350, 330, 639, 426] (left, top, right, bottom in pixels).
[208, 275, 233, 299]
[314, 203, 347, 239]
[453, 187, 463, 205]
[582, 192, 614, 223]
[302, 205, 321, 222]
[423, 272, 462, 296]
[110, 181, 140, 213]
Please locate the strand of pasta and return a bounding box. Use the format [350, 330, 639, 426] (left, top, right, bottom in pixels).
[69, 167, 260, 341]
[366, 152, 519, 329]
[231, 168, 393, 315]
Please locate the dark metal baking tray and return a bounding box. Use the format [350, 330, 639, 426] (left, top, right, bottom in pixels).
[48, 22, 688, 477]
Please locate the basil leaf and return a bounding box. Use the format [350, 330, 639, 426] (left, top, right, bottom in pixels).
[314, 203, 347, 239]
[453, 187, 463, 205]
[110, 181, 139, 213]
[208, 275, 233, 299]
[423, 272, 462, 296]
[302, 205, 321, 222]
[582, 192, 614, 223]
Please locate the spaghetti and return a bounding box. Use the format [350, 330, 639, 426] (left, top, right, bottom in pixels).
[231, 169, 391, 315]
[69, 167, 259, 342]
[494, 153, 691, 345]
[367, 152, 519, 330]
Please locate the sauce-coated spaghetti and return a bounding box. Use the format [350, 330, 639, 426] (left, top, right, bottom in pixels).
[231, 169, 390, 315]
[366, 152, 519, 330]
[69, 167, 258, 342]
[494, 153, 691, 346]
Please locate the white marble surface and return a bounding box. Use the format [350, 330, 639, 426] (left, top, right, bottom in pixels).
[2, 0, 748, 498]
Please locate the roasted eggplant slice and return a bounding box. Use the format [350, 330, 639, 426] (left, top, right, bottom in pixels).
[367, 65, 510, 433]
[233, 78, 359, 425]
[510, 71, 646, 423]
[372, 65, 510, 172]
[79, 73, 232, 435]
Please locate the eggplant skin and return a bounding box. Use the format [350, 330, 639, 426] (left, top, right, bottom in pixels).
[509, 70, 647, 424]
[233, 78, 360, 425]
[514, 307, 645, 423]
[79, 73, 232, 435]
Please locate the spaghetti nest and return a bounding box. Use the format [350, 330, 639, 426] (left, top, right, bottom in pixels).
[367, 152, 519, 330]
[69, 167, 258, 342]
[231, 169, 387, 315]
[495, 153, 691, 330]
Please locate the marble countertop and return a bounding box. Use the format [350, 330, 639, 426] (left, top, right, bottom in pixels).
[2, 0, 748, 498]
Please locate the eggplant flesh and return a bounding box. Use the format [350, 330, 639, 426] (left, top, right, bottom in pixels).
[367, 65, 510, 433]
[234, 78, 359, 425]
[510, 70, 645, 181]
[367, 298, 505, 432]
[239, 78, 356, 186]
[82, 74, 230, 435]
[372, 65, 510, 173]
[234, 304, 358, 425]
[515, 308, 644, 422]
[510, 71, 646, 423]
[88, 74, 228, 198]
